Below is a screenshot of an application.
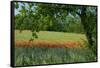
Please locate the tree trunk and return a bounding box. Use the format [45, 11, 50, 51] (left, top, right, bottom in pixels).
[80, 6, 93, 46]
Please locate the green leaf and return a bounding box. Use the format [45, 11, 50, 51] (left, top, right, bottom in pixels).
[15, 2, 19, 9]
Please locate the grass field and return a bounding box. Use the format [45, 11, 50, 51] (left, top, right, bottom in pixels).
[15, 30, 87, 42]
[15, 30, 96, 66]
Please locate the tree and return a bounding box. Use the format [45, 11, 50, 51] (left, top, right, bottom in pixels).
[15, 2, 40, 39]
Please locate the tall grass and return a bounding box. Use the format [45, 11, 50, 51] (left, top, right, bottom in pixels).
[15, 46, 96, 66]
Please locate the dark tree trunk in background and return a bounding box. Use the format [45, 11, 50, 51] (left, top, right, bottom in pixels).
[80, 7, 93, 46]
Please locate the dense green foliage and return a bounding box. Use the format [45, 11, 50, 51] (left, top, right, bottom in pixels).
[14, 3, 85, 33]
